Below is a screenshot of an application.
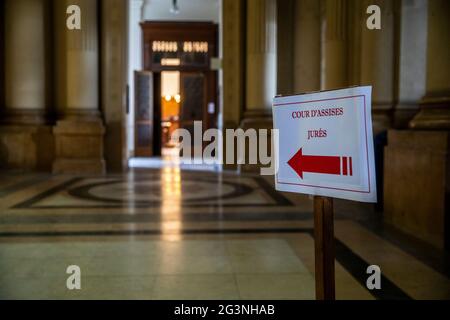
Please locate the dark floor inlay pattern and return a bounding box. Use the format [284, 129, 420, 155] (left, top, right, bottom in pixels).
[0, 175, 50, 198]
[11, 176, 293, 209]
[68, 178, 254, 205]
[12, 177, 83, 209]
[0, 211, 312, 225]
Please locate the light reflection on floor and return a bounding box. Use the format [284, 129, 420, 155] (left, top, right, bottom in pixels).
[161, 166, 182, 242]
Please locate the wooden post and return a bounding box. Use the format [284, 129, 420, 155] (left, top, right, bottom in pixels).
[313, 196, 335, 300]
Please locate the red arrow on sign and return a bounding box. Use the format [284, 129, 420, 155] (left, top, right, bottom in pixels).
[287, 148, 353, 179]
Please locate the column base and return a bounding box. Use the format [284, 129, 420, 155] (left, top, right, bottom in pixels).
[0, 124, 54, 171]
[384, 129, 450, 250]
[239, 110, 273, 173]
[392, 106, 420, 129]
[52, 119, 106, 174]
[409, 96, 450, 130]
[222, 120, 239, 171]
[240, 110, 273, 131]
[372, 108, 393, 135]
[0, 108, 52, 126]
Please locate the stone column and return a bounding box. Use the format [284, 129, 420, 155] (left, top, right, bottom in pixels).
[242, 0, 277, 123]
[277, 0, 294, 95]
[321, 0, 348, 90]
[0, 0, 54, 171]
[239, 0, 277, 171]
[222, 0, 245, 170]
[359, 0, 396, 134]
[52, 0, 105, 174]
[3, 0, 49, 124]
[55, 0, 100, 120]
[293, 0, 321, 93]
[409, 0, 450, 129]
[394, 0, 428, 128]
[222, 0, 244, 129]
[101, 0, 128, 172]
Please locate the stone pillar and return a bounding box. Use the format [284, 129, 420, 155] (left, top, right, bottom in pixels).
[409, 0, 450, 129]
[0, 0, 54, 170]
[393, 0, 428, 128]
[359, 0, 396, 135]
[293, 0, 321, 93]
[348, 0, 398, 211]
[222, 0, 245, 170]
[239, 0, 277, 171]
[242, 0, 277, 122]
[384, 0, 450, 250]
[3, 0, 49, 124]
[101, 0, 128, 172]
[321, 0, 348, 90]
[52, 0, 105, 174]
[222, 0, 244, 128]
[277, 0, 294, 95]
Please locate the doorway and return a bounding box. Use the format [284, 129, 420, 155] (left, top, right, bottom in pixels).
[134, 22, 219, 160]
[161, 71, 181, 155]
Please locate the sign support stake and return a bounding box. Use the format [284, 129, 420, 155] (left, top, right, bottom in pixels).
[313, 196, 335, 300]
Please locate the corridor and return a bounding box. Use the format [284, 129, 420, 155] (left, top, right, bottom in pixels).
[0, 169, 449, 300]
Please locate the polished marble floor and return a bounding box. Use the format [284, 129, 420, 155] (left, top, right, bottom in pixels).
[0, 169, 449, 300]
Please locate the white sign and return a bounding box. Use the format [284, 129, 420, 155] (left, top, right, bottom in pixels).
[272, 86, 377, 203]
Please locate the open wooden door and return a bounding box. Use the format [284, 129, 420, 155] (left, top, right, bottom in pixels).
[179, 71, 217, 153]
[134, 71, 161, 157]
[180, 72, 205, 135]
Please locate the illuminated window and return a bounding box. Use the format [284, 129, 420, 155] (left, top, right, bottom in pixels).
[152, 41, 178, 52]
[183, 41, 208, 53]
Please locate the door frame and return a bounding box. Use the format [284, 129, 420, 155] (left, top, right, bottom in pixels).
[139, 21, 219, 156]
